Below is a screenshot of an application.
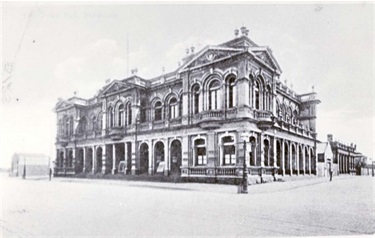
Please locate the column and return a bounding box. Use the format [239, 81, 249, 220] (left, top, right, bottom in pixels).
[281, 140, 285, 176]
[260, 133, 264, 167]
[308, 149, 311, 175]
[181, 136, 189, 174]
[164, 139, 169, 176]
[131, 142, 137, 175]
[296, 145, 300, 176]
[102, 145, 106, 174]
[124, 142, 128, 174]
[112, 144, 116, 174]
[289, 143, 292, 176]
[83, 147, 86, 172]
[92, 146, 96, 174]
[148, 142, 153, 175]
[63, 148, 67, 169]
[72, 148, 76, 170]
[302, 145, 306, 175]
[273, 138, 277, 167]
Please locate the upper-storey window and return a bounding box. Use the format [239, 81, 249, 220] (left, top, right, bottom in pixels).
[169, 97, 178, 119]
[118, 104, 124, 127]
[208, 80, 221, 110]
[69, 116, 74, 135]
[63, 116, 68, 136]
[97, 111, 103, 131]
[192, 84, 200, 114]
[254, 80, 260, 110]
[226, 76, 236, 109]
[126, 102, 132, 126]
[108, 107, 114, 128]
[90, 115, 96, 131]
[140, 100, 147, 123]
[154, 101, 163, 121]
[78, 116, 87, 134]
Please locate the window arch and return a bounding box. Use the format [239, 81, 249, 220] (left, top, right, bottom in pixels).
[108, 106, 114, 128]
[293, 109, 298, 125]
[118, 104, 124, 127]
[226, 76, 236, 109]
[69, 116, 74, 135]
[254, 80, 260, 110]
[265, 85, 271, 111]
[208, 79, 221, 110]
[154, 101, 163, 121]
[140, 100, 147, 123]
[194, 138, 206, 165]
[78, 116, 87, 134]
[249, 136, 257, 166]
[168, 97, 178, 119]
[126, 102, 132, 125]
[192, 84, 200, 114]
[97, 111, 103, 131]
[179, 94, 183, 117]
[286, 107, 292, 123]
[222, 136, 236, 165]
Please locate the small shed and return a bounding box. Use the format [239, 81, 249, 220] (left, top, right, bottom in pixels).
[317, 142, 337, 177]
[10, 153, 51, 177]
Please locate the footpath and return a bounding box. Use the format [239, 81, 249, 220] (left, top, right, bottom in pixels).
[25, 174, 357, 195]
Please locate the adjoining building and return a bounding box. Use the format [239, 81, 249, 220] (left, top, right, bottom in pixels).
[10, 153, 51, 177]
[316, 141, 336, 177]
[54, 27, 321, 183]
[327, 134, 363, 176]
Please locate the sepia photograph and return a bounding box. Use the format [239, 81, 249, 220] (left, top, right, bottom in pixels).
[1, 1, 374, 237]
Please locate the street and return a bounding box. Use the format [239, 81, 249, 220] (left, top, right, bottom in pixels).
[1, 173, 374, 237]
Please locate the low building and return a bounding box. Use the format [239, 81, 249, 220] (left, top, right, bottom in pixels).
[10, 153, 51, 177]
[316, 141, 336, 177]
[54, 27, 321, 183]
[327, 134, 362, 176]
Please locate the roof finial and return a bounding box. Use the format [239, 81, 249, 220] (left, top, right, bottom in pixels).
[191, 46, 195, 54]
[234, 28, 239, 37]
[131, 68, 138, 75]
[185, 48, 190, 55]
[162, 66, 165, 74]
[312, 85, 315, 92]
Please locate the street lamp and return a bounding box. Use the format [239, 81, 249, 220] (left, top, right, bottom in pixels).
[240, 133, 249, 194]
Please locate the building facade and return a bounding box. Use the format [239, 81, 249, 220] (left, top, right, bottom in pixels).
[327, 134, 362, 176]
[54, 27, 321, 183]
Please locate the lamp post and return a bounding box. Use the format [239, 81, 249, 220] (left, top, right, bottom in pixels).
[240, 133, 249, 194]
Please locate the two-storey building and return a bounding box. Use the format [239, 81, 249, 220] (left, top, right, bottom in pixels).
[54, 27, 321, 183]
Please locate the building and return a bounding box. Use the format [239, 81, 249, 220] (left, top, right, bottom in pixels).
[316, 141, 336, 177]
[327, 134, 362, 176]
[10, 153, 51, 177]
[54, 27, 321, 183]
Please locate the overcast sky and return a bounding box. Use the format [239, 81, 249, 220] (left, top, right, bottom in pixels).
[1, 2, 374, 168]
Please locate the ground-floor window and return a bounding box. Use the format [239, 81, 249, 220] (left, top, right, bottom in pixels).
[222, 136, 236, 165]
[195, 139, 206, 165]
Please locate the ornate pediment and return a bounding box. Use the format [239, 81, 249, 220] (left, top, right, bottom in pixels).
[180, 47, 243, 71]
[55, 101, 73, 111]
[99, 81, 129, 97]
[252, 49, 282, 73]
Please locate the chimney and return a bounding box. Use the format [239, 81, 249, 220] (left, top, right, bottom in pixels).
[190, 46, 195, 54]
[234, 29, 239, 37]
[327, 134, 333, 142]
[240, 26, 247, 35]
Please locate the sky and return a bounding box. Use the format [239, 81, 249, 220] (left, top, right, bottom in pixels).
[1, 2, 374, 168]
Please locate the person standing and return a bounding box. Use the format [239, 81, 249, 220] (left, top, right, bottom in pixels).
[329, 163, 333, 182]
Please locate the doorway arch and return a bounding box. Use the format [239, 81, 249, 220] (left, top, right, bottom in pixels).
[154, 141, 165, 173]
[139, 143, 149, 174]
[170, 140, 182, 176]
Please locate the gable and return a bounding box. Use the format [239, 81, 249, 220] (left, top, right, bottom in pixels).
[180, 47, 244, 71]
[252, 49, 282, 73]
[99, 81, 130, 97]
[54, 100, 73, 111]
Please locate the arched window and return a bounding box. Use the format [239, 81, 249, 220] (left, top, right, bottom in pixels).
[194, 139, 206, 165]
[287, 107, 292, 123]
[249, 137, 257, 166]
[265, 85, 271, 111]
[78, 117, 87, 134]
[90, 115, 96, 131]
[264, 139, 270, 166]
[126, 102, 132, 125]
[254, 80, 260, 110]
[118, 104, 124, 127]
[169, 97, 178, 119]
[226, 76, 236, 109]
[222, 136, 236, 165]
[63, 116, 68, 136]
[208, 80, 221, 110]
[154, 101, 162, 121]
[69, 116, 74, 135]
[108, 107, 114, 128]
[179, 94, 183, 117]
[140, 100, 147, 123]
[97, 112, 103, 131]
[280, 105, 285, 121]
[293, 109, 298, 125]
[192, 84, 200, 114]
